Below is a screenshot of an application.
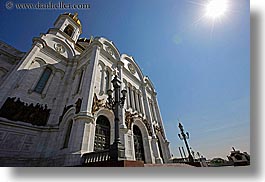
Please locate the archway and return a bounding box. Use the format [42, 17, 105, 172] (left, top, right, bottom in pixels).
[133, 125, 145, 162]
[94, 115, 110, 151]
[64, 24, 74, 37]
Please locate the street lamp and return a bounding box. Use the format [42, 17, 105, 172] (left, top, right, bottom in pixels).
[107, 75, 127, 161]
[178, 122, 194, 163]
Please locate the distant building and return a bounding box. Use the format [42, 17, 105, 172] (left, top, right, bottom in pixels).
[0, 13, 171, 166]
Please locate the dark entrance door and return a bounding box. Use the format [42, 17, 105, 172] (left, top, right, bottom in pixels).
[133, 125, 145, 162]
[94, 115, 110, 151]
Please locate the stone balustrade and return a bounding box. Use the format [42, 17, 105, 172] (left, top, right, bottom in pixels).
[82, 150, 110, 164]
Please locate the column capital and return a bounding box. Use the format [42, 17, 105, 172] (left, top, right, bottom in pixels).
[74, 112, 95, 123]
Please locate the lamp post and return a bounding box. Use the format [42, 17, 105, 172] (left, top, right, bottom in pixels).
[178, 122, 194, 163]
[107, 75, 127, 161]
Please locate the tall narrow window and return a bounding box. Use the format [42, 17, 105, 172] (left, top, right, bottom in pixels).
[34, 67, 52, 94]
[105, 70, 110, 93]
[133, 89, 138, 112]
[64, 24, 74, 37]
[76, 70, 83, 94]
[63, 120, 73, 148]
[128, 86, 132, 109]
[138, 93, 143, 114]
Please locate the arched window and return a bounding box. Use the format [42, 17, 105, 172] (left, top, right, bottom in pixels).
[63, 120, 73, 148]
[64, 24, 74, 37]
[133, 125, 145, 162]
[34, 67, 52, 94]
[94, 116, 110, 151]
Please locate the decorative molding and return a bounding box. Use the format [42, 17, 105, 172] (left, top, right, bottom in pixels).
[128, 63, 136, 74]
[59, 105, 74, 124]
[124, 110, 152, 137]
[54, 43, 66, 53]
[106, 46, 114, 56]
[143, 119, 153, 136]
[154, 125, 165, 139]
[125, 111, 138, 130]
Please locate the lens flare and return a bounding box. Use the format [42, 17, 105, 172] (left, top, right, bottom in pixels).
[205, 0, 228, 20]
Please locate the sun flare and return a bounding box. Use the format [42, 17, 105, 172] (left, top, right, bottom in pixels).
[205, 0, 228, 20]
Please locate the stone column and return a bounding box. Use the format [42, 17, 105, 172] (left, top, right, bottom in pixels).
[153, 93, 166, 138]
[151, 136, 163, 164]
[80, 45, 100, 115]
[141, 84, 152, 122]
[141, 86, 162, 164]
[124, 128, 134, 160]
[149, 100, 155, 122]
[63, 114, 95, 166]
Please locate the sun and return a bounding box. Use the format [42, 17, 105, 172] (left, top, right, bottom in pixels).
[205, 0, 228, 20]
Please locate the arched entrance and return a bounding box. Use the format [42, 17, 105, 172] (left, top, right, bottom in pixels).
[133, 125, 145, 162]
[94, 115, 110, 151]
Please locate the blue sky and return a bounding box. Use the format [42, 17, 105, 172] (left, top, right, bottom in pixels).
[0, 0, 249, 159]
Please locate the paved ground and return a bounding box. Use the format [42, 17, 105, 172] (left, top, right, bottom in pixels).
[144, 163, 194, 167]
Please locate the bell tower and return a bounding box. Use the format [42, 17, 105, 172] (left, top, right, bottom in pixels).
[51, 12, 82, 43]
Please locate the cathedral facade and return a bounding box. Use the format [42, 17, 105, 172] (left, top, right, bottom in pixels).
[0, 13, 171, 166]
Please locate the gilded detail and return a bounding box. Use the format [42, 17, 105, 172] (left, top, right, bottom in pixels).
[155, 125, 165, 139]
[125, 111, 138, 130]
[91, 93, 105, 115]
[125, 111, 153, 137]
[143, 119, 153, 136]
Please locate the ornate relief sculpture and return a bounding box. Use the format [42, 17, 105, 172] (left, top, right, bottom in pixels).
[0, 97, 51, 126]
[91, 93, 105, 115]
[124, 111, 153, 137]
[143, 119, 153, 136]
[125, 111, 138, 129]
[154, 125, 166, 139]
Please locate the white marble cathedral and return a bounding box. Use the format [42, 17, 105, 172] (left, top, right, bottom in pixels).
[0, 13, 171, 166]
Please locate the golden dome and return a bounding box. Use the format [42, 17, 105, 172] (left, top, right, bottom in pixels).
[63, 12, 81, 27]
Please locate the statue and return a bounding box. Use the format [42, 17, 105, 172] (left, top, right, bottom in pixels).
[91, 93, 104, 115]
